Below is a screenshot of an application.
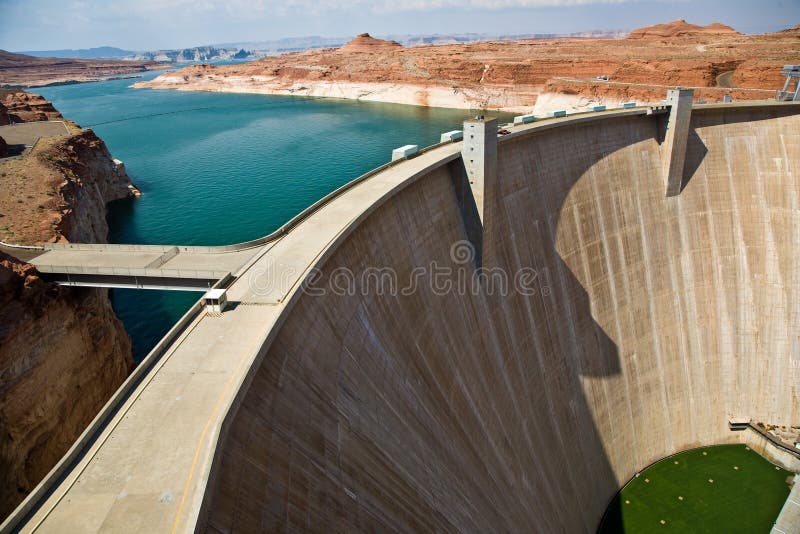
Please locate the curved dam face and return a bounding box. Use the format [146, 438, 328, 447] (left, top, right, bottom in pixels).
[200, 105, 800, 532]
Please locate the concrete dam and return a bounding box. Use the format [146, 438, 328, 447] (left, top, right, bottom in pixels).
[4, 99, 800, 532]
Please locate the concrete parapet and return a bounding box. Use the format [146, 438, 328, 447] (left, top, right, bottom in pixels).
[391, 144, 419, 161]
[440, 130, 463, 143]
[513, 114, 536, 125]
[45, 242, 177, 252]
[33, 264, 229, 279]
[662, 88, 694, 196]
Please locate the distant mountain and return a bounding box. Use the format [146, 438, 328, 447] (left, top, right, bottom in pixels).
[628, 19, 740, 40]
[17, 46, 136, 59]
[213, 36, 347, 53]
[388, 30, 628, 47]
[0, 50, 49, 68]
[0, 49, 159, 87]
[213, 30, 627, 53]
[12, 28, 629, 67]
[128, 46, 261, 63]
[15, 45, 262, 64]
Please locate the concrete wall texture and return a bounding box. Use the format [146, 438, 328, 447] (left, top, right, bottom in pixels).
[199, 105, 800, 532]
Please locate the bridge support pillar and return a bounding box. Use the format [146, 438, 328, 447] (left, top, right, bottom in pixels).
[462, 116, 497, 222]
[662, 88, 694, 197]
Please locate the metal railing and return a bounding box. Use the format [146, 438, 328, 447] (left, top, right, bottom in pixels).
[33, 264, 230, 280]
[776, 89, 799, 102]
[0, 240, 45, 251]
[746, 422, 800, 460]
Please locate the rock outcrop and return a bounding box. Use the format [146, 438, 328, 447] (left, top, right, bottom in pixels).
[135, 22, 798, 114]
[0, 108, 140, 245]
[0, 91, 136, 517]
[0, 91, 62, 123]
[0, 253, 132, 516]
[338, 33, 403, 52]
[627, 19, 740, 40]
[41, 130, 140, 242]
[0, 49, 161, 88]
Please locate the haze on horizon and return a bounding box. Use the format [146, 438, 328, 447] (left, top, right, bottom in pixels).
[0, 0, 797, 52]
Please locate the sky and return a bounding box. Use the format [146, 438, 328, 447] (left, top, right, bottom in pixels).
[0, 0, 797, 52]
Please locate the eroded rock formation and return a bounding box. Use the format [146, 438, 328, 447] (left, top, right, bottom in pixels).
[338, 33, 403, 52]
[0, 91, 62, 123]
[0, 50, 161, 88]
[627, 19, 740, 40]
[0, 253, 132, 516]
[41, 130, 140, 243]
[0, 92, 136, 517]
[135, 21, 800, 114]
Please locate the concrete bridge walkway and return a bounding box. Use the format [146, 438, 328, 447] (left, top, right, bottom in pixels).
[26, 244, 261, 291]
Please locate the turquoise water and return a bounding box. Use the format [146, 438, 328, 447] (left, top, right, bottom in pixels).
[37, 71, 506, 360]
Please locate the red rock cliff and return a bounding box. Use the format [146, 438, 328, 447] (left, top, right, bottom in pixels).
[0, 91, 62, 124]
[136, 22, 799, 113]
[0, 92, 136, 517]
[627, 19, 740, 40]
[0, 253, 132, 516]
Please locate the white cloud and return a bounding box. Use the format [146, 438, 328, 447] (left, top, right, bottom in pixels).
[56, 0, 650, 18]
[241, 0, 638, 13]
[0, 0, 711, 51]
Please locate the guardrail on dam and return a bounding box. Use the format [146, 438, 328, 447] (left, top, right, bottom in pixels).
[3, 99, 800, 533]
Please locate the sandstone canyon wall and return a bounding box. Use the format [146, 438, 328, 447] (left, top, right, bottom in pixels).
[0, 90, 62, 124]
[135, 21, 800, 114]
[0, 92, 136, 517]
[0, 50, 161, 88]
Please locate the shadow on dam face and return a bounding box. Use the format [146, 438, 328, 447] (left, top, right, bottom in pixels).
[198, 106, 800, 532]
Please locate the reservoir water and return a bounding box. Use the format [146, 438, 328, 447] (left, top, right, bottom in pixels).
[37, 70, 507, 359]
